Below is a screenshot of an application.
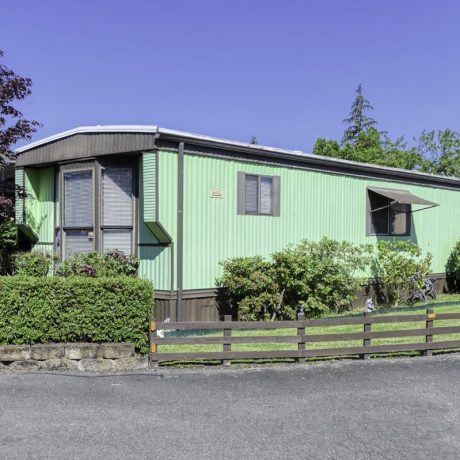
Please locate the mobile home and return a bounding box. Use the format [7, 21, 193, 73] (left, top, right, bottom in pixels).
[15, 126, 460, 320]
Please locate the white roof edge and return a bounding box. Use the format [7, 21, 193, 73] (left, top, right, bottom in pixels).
[157, 127, 304, 156]
[13, 124, 460, 185]
[15, 125, 159, 153]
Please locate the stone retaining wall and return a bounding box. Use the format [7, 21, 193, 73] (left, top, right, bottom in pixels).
[0, 343, 148, 372]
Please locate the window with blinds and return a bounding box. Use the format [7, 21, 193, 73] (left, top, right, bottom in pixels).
[64, 171, 93, 227]
[101, 168, 133, 255]
[238, 173, 279, 216]
[63, 170, 94, 257]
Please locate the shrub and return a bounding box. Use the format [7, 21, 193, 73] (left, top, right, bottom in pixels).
[218, 256, 283, 321]
[55, 250, 139, 277]
[272, 239, 373, 317]
[0, 276, 154, 353]
[218, 238, 373, 320]
[446, 241, 460, 291]
[13, 251, 53, 276]
[0, 215, 17, 275]
[372, 240, 432, 306]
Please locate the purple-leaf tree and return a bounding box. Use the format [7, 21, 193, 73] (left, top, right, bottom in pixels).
[0, 50, 40, 273]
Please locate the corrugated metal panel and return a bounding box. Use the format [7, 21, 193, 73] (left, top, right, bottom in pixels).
[138, 246, 171, 290]
[15, 168, 24, 224]
[136, 151, 177, 290]
[24, 167, 55, 245]
[16, 133, 156, 166]
[180, 154, 460, 289]
[142, 152, 157, 222]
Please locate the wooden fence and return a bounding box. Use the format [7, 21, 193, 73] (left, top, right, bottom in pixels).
[148, 309, 460, 366]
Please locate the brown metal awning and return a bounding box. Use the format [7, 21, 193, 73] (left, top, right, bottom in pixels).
[368, 187, 438, 214]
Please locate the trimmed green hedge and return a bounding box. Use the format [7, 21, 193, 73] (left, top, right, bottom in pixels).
[0, 276, 154, 353]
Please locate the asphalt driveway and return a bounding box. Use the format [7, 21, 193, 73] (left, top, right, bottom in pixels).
[1, 355, 459, 459]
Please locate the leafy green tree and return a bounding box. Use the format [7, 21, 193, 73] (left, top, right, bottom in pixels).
[313, 84, 424, 170]
[418, 129, 460, 176]
[314, 128, 424, 170]
[342, 83, 377, 144]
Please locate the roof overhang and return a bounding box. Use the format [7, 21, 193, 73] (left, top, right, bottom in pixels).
[13, 125, 460, 190]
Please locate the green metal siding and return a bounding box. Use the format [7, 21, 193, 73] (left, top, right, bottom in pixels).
[24, 167, 55, 251]
[138, 151, 176, 290]
[142, 152, 157, 221]
[15, 168, 24, 224]
[138, 246, 171, 290]
[178, 153, 460, 289]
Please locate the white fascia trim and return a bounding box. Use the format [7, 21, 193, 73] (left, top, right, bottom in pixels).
[15, 125, 159, 153]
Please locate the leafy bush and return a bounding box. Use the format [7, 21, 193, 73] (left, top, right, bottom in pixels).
[217, 256, 282, 321]
[372, 240, 432, 306]
[0, 196, 17, 274]
[55, 250, 139, 277]
[13, 251, 53, 276]
[0, 276, 154, 353]
[218, 238, 373, 320]
[446, 241, 460, 291]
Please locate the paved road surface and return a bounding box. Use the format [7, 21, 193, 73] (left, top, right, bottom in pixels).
[1, 355, 459, 459]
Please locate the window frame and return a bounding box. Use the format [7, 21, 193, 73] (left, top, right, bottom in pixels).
[60, 163, 96, 258]
[57, 158, 138, 260]
[99, 164, 136, 255]
[366, 188, 411, 236]
[237, 172, 280, 216]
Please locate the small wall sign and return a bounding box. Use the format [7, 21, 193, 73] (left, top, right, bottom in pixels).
[209, 189, 224, 198]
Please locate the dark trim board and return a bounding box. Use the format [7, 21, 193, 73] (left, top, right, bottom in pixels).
[16, 133, 156, 167]
[176, 142, 184, 321]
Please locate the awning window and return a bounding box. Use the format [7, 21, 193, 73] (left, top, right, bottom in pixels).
[366, 187, 438, 236]
[367, 187, 438, 210]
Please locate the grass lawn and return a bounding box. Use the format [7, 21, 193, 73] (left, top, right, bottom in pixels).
[155, 294, 460, 366]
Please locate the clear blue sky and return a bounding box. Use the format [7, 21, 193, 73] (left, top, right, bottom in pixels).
[3, 0, 460, 151]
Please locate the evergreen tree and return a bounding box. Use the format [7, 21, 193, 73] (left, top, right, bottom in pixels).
[342, 84, 377, 144]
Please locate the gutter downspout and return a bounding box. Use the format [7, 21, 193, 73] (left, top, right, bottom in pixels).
[176, 142, 184, 321]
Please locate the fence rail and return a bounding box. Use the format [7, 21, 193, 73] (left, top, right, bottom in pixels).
[148, 309, 460, 366]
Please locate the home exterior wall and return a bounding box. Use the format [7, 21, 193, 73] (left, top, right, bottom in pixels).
[153, 150, 460, 291]
[16, 144, 460, 321]
[24, 167, 55, 253]
[138, 151, 177, 291]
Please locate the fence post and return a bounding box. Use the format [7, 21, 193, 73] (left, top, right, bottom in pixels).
[223, 315, 232, 366]
[423, 308, 434, 357]
[149, 319, 158, 368]
[297, 312, 306, 364]
[361, 312, 372, 360]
